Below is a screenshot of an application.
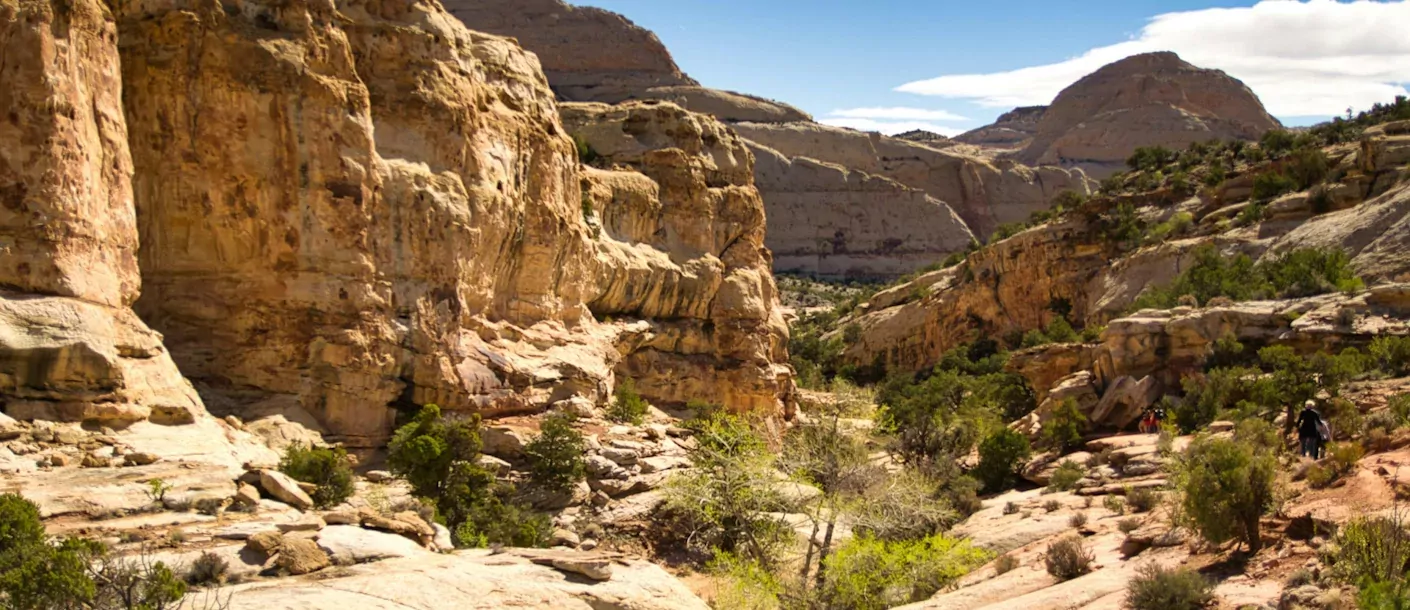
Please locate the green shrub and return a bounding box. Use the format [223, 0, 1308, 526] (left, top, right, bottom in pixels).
[1042, 399, 1087, 452]
[1370, 336, 1410, 377]
[1004, 501, 1019, 515]
[1325, 441, 1365, 481]
[1261, 129, 1296, 157]
[1132, 244, 1363, 310]
[820, 533, 991, 610]
[388, 405, 548, 549]
[1332, 515, 1410, 585]
[974, 428, 1032, 493]
[1127, 146, 1177, 172]
[706, 552, 783, 610]
[524, 411, 587, 492]
[990, 222, 1029, 243]
[1104, 494, 1126, 515]
[1261, 247, 1364, 298]
[1044, 536, 1094, 581]
[572, 134, 599, 165]
[1359, 578, 1410, 610]
[278, 444, 354, 509]
[608, 379, 650, 424]
[1171, 435, 1279, 552]
[1047, 460, 1086, 492]
[1125, 564, 1215, 610]
[1252, 170, 1297, 201]
[1309, 186, 1335, 215]
[1392, 394, 1410, 427]
[1285, 147, 1331, 190]
[1125, 487, 1159, 513]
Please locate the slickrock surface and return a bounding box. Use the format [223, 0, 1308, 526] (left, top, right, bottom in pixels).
[733, 121, 1090, 238]
[751, 142, 977, 278]
[1017, 52, 1281, 177]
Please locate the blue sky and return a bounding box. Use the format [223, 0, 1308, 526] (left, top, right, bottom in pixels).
[576, 0, 1410, 136]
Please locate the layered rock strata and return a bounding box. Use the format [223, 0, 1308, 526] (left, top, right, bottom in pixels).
[1, 0, 203, 427]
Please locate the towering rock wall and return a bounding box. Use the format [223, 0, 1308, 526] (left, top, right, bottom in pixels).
[1016, 52, 1281, 177]
[750, 143, 976, 278]
[1, 0, 203, 427]
[734, 121, 1090, 239]
[568, 102, 795, 415]
[0, 0, 798, 446]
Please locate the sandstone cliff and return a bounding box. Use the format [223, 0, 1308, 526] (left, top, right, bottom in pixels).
[446, 0, 809, 124]
[1, 0, 203, 427]
[734, 121, 1091, 238]
[750, 142, 976, 278]
[3, 0, 793, 447]
[1017, 52, 1281, 177]
[955, 105, 1047, 152]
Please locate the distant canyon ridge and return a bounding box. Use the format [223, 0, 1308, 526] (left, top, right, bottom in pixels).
[453, 0, 1282, 278]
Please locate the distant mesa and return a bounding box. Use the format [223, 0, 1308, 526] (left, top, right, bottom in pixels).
[1013, 51, 1281, 177]
[954, 105, 1047, 152]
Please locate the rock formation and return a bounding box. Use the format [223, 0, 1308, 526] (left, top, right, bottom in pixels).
[1, 0, 204, 427]
[955, 106, 1047, 152]
[733, 121, 1090, 239]
[446, 0, 1089, 277]
[3, 0, 794, 447]
[750, 142, 977, 278]
[843, 124, 1410, 376]
[1016, 52, 1281, 177]
[446, 0, 809, 124]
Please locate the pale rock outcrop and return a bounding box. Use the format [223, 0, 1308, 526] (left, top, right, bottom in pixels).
[955, 106, 1047, 153]
[446, 0, 808, 123]
[0, 0, 203, 426]
[750, 142, 976, 278]
[1017, 52, 1281, 177]
[566, 101, 795, 415]
[733, 121, 1089, 238]
[219, 551, 710, 609]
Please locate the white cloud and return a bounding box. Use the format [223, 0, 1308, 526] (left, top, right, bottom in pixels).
[896, 0, 1410, 119]
[828, 107, 970, 122]
[816, 117, 966, 137]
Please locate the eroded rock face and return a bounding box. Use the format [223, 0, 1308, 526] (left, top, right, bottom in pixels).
[567, 101, 795, 416]
[954, 106, 1047, 153]
[1, 0, 202, 426]
[446, 0, 808, 124]
[751, 142, 976, 278]
[1017, 52, 1281, 177]
[733, 121, 1090, 238]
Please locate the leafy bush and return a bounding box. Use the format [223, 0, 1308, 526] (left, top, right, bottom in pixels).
[388, 405, 548, 549]
[1104, 494, 1126, 515]
[1127, 146, 1177, 172]
[994, 554, 1019, 575]
[572, 134, 599, 165]
[1323, 442, 1366, 482]
[1332, 515, 1410, 585]
[1359, 578, 1410, 610]
[279, 444, 354, 509]
[1125, 564, 1215, 610]
[1044, 536, 1095, 581]
[1393, 394, 1410, 427]
[1126, 487, 1159, 513]
[0, 493, 188, 609]
[1252, 171, 1297, 201]
[1047, 460, 1086, 492]
[1132, 244, 1364, 310]
[820, 533, 991, 610]
[974, 428, 1032, 493]
[1285, 147, 1331, 190]
[1370, 336, 1410, 377]
[706, 552, 783, 610]
[990, 222, 1029, 243]
[524, 411, 587, 492]
[1003, 501, 1019, 515]
[1261, 129, 1296, 157]
[1171, 435, 1279, 552]
[1261, 247, 1364, 298]
[1042, 399, 1088, 452]
[608, 379, 650, 424]
[665, 411, 790, 564]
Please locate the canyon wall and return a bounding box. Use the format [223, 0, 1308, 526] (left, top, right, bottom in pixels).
[1, 0, 203, 427]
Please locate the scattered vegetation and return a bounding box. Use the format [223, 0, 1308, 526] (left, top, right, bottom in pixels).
[819, 534, 991, 610]
[1125, 564, 1216, 610]
[1041, 399, 1088, 452]
[1171, 434, 1279, 552]
[186, 552, 229, 587]
[524, 411, 587, 492]
[387, 405, 550, 549]
[279, 444, 355, 509]
[1047, 460, 1086, 492]
[607, 379, 650, 424]
[1132, 244, 1364, 310]
[1044, 536, 1095, 581]
[1068, 513, 1088, 528]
